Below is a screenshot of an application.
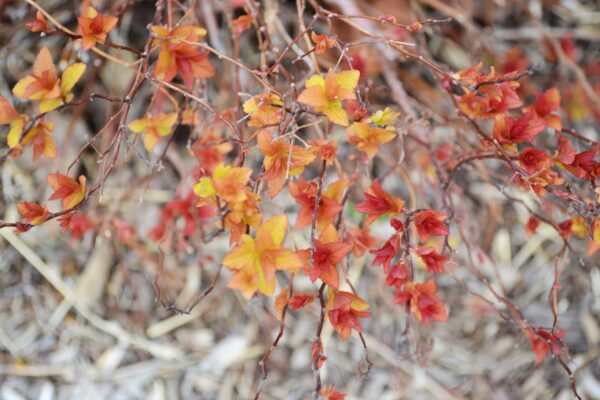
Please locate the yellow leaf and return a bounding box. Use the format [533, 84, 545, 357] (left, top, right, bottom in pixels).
[155, 113, 178, 136]
[369, 107, 400, 126]
[259, 215, 288, 247]
[61, 63, 86, 95]
[306, 74, 325, 89]
[38, 99, 62, 113]
[324, 179, 349, 203]
[223, 235, 256, 271]
[142, 133, 160, 152]
[12, 76, 38, 99]
[319, 224, 340, 243]
[127, 118, 150, 133]
[255, 259, 275, 296]
[193, 177, 216, 197]
[336, 70, 360, 90]
[7, 118, 25, 148]
[322, 103, 348, 126]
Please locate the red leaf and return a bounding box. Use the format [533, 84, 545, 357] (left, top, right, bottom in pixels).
[413, 210, 449, 242]
[355, 179, 404, 225]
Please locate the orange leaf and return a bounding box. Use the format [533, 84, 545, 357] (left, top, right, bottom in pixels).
[0, 96, 21, 124]
[151, 25, 214, 89]
[77, 7, 118, 50]
[258, 130, 316, 197]
[311, 31, 336, 54]
[17, 202, 49, 225]
[242, 92, 284, 127]
[289, 177, 344, 230]
[13, 47, 60, 107]
[194, 163, 253, 204]
[223, 215, 301, 298]
[274, 288, 290, 319]
[308, 139, 337, 164]
[298, 69, 359, 126]
[232, 15, 253, 36]
[21, 120, 56, 161]
[347, 122, 396, 159]
[47, 173, 87, 209]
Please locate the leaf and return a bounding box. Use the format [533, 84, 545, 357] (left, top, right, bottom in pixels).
[47, 173, 87, 209]
[519, 147, 550, 175]
[11, 47, 84, 112]
[242, 92, 283, 127]
[298, 69, 360, 126]
[311, 31, 336, 54]
[335, 70, 360, 91]
[526, 328, 564, 365]
[193, 177, 216, 198]
[258, 130, 315, 198]
[274, 288, 290, 319]
[58, 213, 94, 239]
[321, 103, 349, 126]
[151, 25, 214, 89]
[288, 293, 316, 310]
[297, 84, 328, 108]
[13, 47, 60, 104]
[326, 289, 370, 340]
[0, 96, 27, 148]
[60, 63, 86, 95]
[289, 177, 344, 230]
[394, 279, 448, 325]
[308, 139, 337, 164]
[232, 15, 253, 36]
[301, 229, 352, 288]
[211, 163, 253, 203]
[21, 121, 56, 161]
[77, 7, 118, 50]
[17, 202, 49, 225]
[355, 179, 404, 225]
[347, 122, 396, 159]
[6, 117, 26, 148]
[413, 210, 449, 242]
[319, 385, 346, 400]
[370, 234, 402, 271]
[259, 215, 287, 246]
[128, 113, 178, 152]
[368, 107, 399, 126]
[223, 215, 301, 298]
[38, 99, 62, 113]
[416, 246, 448, 275]
[493, 112, 545, 145]
[33, 47, 56, 78]
[25, 11, 50, 33]
[0, 96, 20, 124]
